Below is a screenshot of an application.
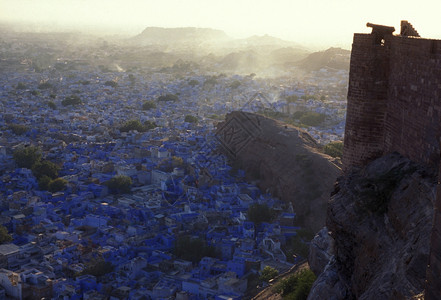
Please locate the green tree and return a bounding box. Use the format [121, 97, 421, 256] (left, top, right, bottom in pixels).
[105, 175, 132, 194]
[32, 160, 59, 180]
[274, 269, 316, 300]
[104, 80, 118, 88]
[38, 175, 52, 191]
[8, 124, 29, 135]
[260, 266, 279, 282]
[157, 93, 179, 102]
[158, 156, 184, 172]
[120, 119, 146, 132]
[184, 115, 198, 124]
[13, 146, 41, 169]
[323, 141, 343, 158]
[0, 226, 12, 244]
[144, 120, 157, 131]
[48, 178, 67, 193]
[142, 101, 156, 110]
[38, 82, 53, 90]
[248, 203, 276, 225]
[62, 95, 82, 106]
[16, 82, 27, 90]
[48, 101, 57, 109]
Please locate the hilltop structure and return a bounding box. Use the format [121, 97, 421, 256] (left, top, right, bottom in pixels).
[342, 21, 441, 299]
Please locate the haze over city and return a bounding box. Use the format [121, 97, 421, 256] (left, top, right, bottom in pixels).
[1, 0, 441, 48]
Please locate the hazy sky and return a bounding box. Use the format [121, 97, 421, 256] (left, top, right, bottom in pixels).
[1, 0, 440, 48]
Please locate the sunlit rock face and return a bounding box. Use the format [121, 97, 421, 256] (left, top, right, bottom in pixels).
[310, 153, 435, 300]
[217, 111, 341, 233]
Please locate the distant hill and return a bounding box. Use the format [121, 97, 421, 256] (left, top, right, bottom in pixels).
[131, 27, 230, 45]
[296, 47, 350, 71]
[233, 34, 305, 48]
[218, 50, 265, 71]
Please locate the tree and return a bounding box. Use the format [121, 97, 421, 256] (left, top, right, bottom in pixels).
[158, 156, 184, 172]
[104, 80, 118, 88]
[247, 203, 276, 225]
[105, 175, 132, 194]
[38, 175, 52, 191]
[16, 82, 27, 90]
[323, 141, 343, 158]
[274, 269, 316, 300]
[48, 101, 57, 109]
[0, 226, 12, 244]
[184, 115, 198, 124]
[143, 120, 157, 131]
[38, 82, 53, 90]
[13, 146, 41, 169]
[62, 95, 82, 106]
[260, 266, 279, 282]
[174, 236, 218, 263]
[120, 119, 146, 133]
[48, 178, 67, 193]
[157, 94, 178, 102]
[8, 124, 29, 135]
[32, 160, 59, 179]
[142, 101, 156, 110]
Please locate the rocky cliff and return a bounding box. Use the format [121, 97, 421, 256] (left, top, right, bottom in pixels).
[308, 153, 435, 299]
[216, 111, 341, 232]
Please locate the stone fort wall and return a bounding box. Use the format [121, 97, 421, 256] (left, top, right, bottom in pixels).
[342, 23, 441, 299]
[343, 31, 441, 170]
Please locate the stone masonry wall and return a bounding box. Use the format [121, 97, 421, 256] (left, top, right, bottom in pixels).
[342, 33, 389, 168]
[344, 33, 441, 170]
[343, 29, 441, 299]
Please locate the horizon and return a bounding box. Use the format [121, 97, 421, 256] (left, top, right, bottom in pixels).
[1, 0, 441, 50]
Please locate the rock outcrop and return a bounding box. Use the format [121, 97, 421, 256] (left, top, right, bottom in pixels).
[309, 153, 435, 299]
[216, 111, 341, 232]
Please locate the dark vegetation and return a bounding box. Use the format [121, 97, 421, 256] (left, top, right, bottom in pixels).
[0, 225, 12, 244]
[80, 259, 115, 277]
[157, 93, 178, 102]
[142, 100, 156, 110]
[104, 80, 118, 88]
[247, 203, 277, 225]
[105, 175, 132, 194]
[174, 235, 218, 263]
[62, 95, 82, 106]
[260, 266, 279, 282]
[8, 124, 29, 135]
[323, 141, 343, 158]
[273, 269, 316, 300]
[184, 115, 198, 124]
[13, 146, 66, 192]
[120, 119, 157, 132]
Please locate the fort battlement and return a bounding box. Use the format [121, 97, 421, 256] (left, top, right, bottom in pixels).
[343, 23, 441, 170]
[343, 21, 441, 299]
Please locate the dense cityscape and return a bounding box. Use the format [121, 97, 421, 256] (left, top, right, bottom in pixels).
[0, 27, 348, 299]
